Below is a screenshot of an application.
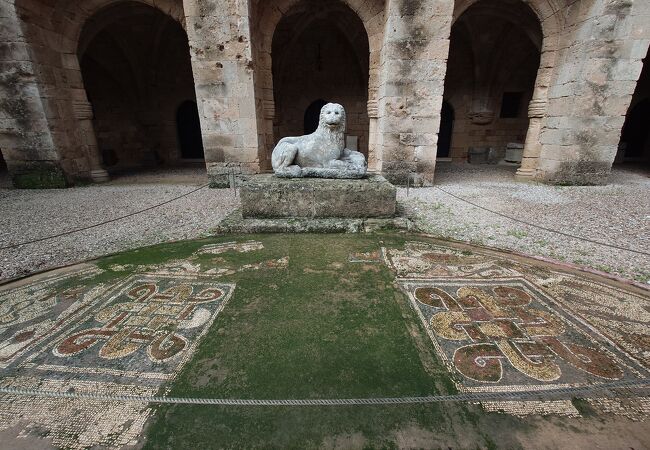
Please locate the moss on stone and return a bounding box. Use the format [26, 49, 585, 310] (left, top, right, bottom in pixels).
[11, 165, 67, 189]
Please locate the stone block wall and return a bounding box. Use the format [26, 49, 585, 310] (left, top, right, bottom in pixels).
[376, 0, 453, 186]
[537, 0, 650, 184]
[183, 0, 261, 187]
[1, 0, 648, 188]
[0, 0, 66, 188]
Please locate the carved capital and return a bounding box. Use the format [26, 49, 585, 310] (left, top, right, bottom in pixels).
[367, 99, 379, 118]
[73, 101, 94, 121]
[528, 99, 547, 119]
[263, 99, 275, 120]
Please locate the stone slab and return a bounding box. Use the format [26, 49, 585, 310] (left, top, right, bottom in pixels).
[213, 209, 414, 234]
[240, 174, 397, 219]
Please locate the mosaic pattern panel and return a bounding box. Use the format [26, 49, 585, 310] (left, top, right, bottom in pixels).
[0, 268, 104, 369]
[384, 241, 523, 279]
[401, 279, 644, 389]
[0, 269, 236, 449]
[22, 275, 234, 382]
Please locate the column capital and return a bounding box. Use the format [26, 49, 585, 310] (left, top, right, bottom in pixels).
[73, 101, 94, 121]
[367, 99, 379, 119]
[528, 99, 547, 119]
[263, 99, 275, 120]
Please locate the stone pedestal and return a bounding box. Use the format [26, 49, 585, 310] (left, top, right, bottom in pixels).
[240, 174, 397, 219]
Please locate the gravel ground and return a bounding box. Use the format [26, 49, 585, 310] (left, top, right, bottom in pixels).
[1, 164, 648, 284]
[399, 163, 650, 284]
[0, 168, 239, 281]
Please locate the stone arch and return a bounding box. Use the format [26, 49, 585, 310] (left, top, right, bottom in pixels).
[78, 1, 198, 172]
[442, 0, 544, 162]
[304, 99, 329, 135]
[251, 0, 384, 169]
[452, 0, 563, 43]
[450, 0, 563, 179]
[62, 0, 186, 55]
[13, 0, 188, 181]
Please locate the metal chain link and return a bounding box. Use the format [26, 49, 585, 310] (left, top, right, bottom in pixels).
[1, 378, 648, 406]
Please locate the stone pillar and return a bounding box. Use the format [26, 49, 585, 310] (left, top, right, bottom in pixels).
[72, 100, 110, 183]
[515, 98, 546, 181]
[367, 97, 379, 172]
[376, 0, 453, 186]
[533, 0, 650, 185]
[262, 98, 275, 171]
[0, 0, 66, 188]
[183, 0, 260, 187]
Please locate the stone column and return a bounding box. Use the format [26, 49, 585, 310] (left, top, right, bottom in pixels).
[376, 0, 453, 186]
[515, 98, 546, 181]
[72, 100, 110, 182]
[183, 0, 260, 187]
[367, 97, 379, 172]
[532, 0, 650, 185]
[262, 98, 275, 171]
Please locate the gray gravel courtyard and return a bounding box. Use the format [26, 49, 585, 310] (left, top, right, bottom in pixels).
[400, 163, 650, 284]
[0, 167, 238, 281]
[0, 164, 648, 284]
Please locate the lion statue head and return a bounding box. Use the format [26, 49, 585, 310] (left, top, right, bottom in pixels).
[318, 103, 347, 133]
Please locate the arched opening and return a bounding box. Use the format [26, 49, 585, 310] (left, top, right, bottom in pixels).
[177, 101, 205, 160]
[271, 0, 369, 156]
[438, 101, 455, 159]
[78, 2, 200, 173]
[304, 99, 329, 134]
[617, 49, 650, 169]
[441, 0, 542, 168]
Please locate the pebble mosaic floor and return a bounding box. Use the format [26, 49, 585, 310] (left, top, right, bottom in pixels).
[0, 235, 648, 448]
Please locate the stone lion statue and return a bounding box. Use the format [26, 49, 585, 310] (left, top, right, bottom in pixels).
[271, 103, 367, 178]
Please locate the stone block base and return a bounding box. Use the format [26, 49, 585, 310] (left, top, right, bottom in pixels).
[214, 209, 413, 234]
[240, 174, 397, 219]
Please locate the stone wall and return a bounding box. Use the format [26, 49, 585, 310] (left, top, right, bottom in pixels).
[0, 0, 65, 188]
[2, 0, 649, 188]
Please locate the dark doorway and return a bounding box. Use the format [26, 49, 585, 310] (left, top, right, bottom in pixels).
[177, 101, 205, 160]
[620, 99, 650, 160]
[79, 2, 200, 171]
[618, 47, 650, 166]
[304, 99, 328, 134]
[438, 101, 455, 158]
[441, 0, 541, 163]
[0, 150, 7, 172]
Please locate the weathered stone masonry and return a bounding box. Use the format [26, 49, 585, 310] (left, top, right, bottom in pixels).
[0, 0, 648, 188]
[0, 0, 64, 188]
